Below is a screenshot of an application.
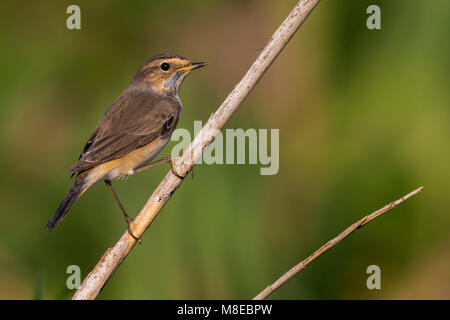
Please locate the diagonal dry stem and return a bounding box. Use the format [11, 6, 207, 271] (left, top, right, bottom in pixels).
[253, 186, 424, 300]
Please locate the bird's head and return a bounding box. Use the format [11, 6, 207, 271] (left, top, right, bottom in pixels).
[132, 54, 207, 95]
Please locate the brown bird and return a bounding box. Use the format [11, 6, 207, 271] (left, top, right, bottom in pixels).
[46, 54, 207, 239]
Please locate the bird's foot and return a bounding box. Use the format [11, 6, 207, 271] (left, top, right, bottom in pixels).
[170, 158, 194, 180]
[126, 219, 141, 244]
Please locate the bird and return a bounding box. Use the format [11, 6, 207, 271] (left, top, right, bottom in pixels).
[46, 54, 207, 239]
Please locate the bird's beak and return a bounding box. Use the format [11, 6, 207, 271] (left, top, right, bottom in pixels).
[175, 62, 208, 73]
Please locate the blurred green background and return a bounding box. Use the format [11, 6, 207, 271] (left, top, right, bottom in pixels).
[0, 0, 449, 299]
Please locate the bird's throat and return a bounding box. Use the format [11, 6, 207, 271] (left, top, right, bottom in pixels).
[164, 71, 184, 91]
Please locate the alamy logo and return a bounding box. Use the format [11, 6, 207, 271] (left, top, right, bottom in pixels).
[171, 121, 279, 175]
[366, 5, 381, 30]
[66, 5, 81, 30]
[366, 265, 381, 289]
[66, 265, 81, 290]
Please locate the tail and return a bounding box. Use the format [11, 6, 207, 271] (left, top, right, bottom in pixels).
[46, 173, 88, 231]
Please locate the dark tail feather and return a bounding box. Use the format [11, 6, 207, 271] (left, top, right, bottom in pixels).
[46, 173, 87, 231]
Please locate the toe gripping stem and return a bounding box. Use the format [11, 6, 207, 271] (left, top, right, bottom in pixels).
[127, 225, 142, 244]
[170, 160, 194, 180]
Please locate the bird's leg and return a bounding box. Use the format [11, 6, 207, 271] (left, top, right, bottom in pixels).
[133, 156, 193, 180]
[104, 180, 141, 243]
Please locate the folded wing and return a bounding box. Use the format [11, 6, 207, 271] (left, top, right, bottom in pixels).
[70, 89, 180, 175]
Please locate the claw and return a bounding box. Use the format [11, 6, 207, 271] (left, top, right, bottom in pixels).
[170, 165, 186, 180]
[170, 158, 186, 180]
[170, 158, 195, 180]
[127, 224, 141, 244]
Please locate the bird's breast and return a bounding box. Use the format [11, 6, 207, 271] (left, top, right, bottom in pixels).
[86, 135, 172, 183]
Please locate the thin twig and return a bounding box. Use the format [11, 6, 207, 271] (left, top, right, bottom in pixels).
[253, 186, 424, 300]
[73, 0, 321, 300]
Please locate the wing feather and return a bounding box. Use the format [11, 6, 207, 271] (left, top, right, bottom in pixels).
[69, 89, 180, 174]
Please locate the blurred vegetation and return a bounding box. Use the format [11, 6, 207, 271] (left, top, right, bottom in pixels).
[0, 0, 449, 299]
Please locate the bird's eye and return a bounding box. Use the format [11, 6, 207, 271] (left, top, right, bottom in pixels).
[160, 62, 170, 71]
